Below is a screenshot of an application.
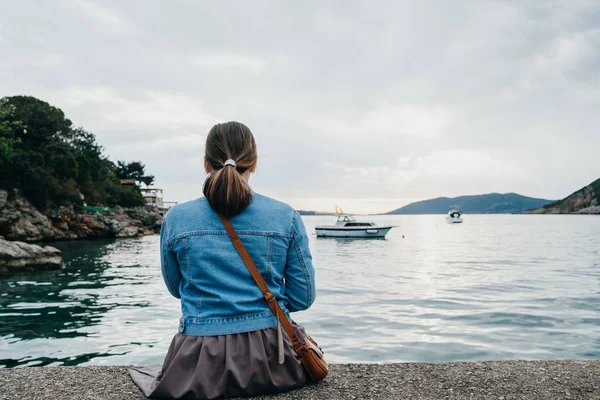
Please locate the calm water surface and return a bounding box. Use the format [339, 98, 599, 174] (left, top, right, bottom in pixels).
[1, 215, 599, 367]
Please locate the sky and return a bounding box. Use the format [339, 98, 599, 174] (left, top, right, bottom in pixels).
[1, 1, 599, 214]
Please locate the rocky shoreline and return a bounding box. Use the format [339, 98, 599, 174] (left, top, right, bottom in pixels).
[525, 206, 600, 215]
[524, 178, 600, 214]
[0, 190, 163, 242]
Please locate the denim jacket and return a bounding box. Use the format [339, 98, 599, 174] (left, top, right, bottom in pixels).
[160, 192, 316, 335]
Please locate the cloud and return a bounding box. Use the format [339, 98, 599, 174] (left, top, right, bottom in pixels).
[360, 104, 456, 138]
[1, 1, 599, 212]
[189, 53, 267, 74]
[55, 87, 218, 131]
[62, 0, 136, 36]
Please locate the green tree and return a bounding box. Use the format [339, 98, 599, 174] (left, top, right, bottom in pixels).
[5, 96, 74, 145]
[0, 96, 148, 209]
[0, 99, 24, 188]
[0, 96, 79, 206]
[116, 160, 155, 187]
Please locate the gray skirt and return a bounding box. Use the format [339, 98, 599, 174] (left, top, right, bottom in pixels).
[129, 323, 310, 400]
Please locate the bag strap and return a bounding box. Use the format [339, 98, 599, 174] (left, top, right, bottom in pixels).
[218, 215, 308, 354]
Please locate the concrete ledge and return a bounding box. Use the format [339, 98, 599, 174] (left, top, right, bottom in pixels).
[1, 361, 599, 400]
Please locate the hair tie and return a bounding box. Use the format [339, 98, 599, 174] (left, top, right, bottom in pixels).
[223, 159, 236, 168]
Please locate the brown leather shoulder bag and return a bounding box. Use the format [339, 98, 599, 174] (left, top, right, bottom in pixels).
[219, 215, 328, 381]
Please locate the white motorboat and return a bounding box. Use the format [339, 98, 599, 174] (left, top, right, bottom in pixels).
[446, 208, 463, 224]
[315, 214, 394, 238]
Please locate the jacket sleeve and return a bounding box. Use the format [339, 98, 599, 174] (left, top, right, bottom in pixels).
[160, 216, 182, 299]
[284, 211, 316, 312]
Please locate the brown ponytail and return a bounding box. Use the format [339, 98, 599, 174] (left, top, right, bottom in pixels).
[203, 122, 257, 218]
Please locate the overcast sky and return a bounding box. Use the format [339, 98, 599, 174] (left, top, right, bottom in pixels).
[1, 1, 599, 213]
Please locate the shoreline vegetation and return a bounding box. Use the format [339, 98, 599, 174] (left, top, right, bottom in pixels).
[0, 96, 155, 211]
[0, 96, 163, 244]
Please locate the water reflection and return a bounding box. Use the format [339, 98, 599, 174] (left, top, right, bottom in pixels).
[1, 215, 600, 367]
[0, 238, 157, 367]
[1, 240, 113, 337]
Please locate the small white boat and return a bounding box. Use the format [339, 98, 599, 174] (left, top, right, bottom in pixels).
[315, 214, 394, 238]
[446, 208, 463, 224]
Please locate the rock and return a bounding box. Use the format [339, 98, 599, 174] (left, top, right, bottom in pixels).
[124, 207, 163, 229]
[0, 190, 163, 242]
[115, 226, 140, 238]
[0, 237, 63, 273]
[76, 214, 110, 238]
[576, 205, 600, 214]
[101, 212, 144, 238]
[140, 228, 156, 236]
[0, 190, 57, 241]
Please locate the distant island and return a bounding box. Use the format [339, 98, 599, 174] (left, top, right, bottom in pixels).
[296, 210, 331, 216]
[524, 178, 600, 214]
[386, 193, 553, 215]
